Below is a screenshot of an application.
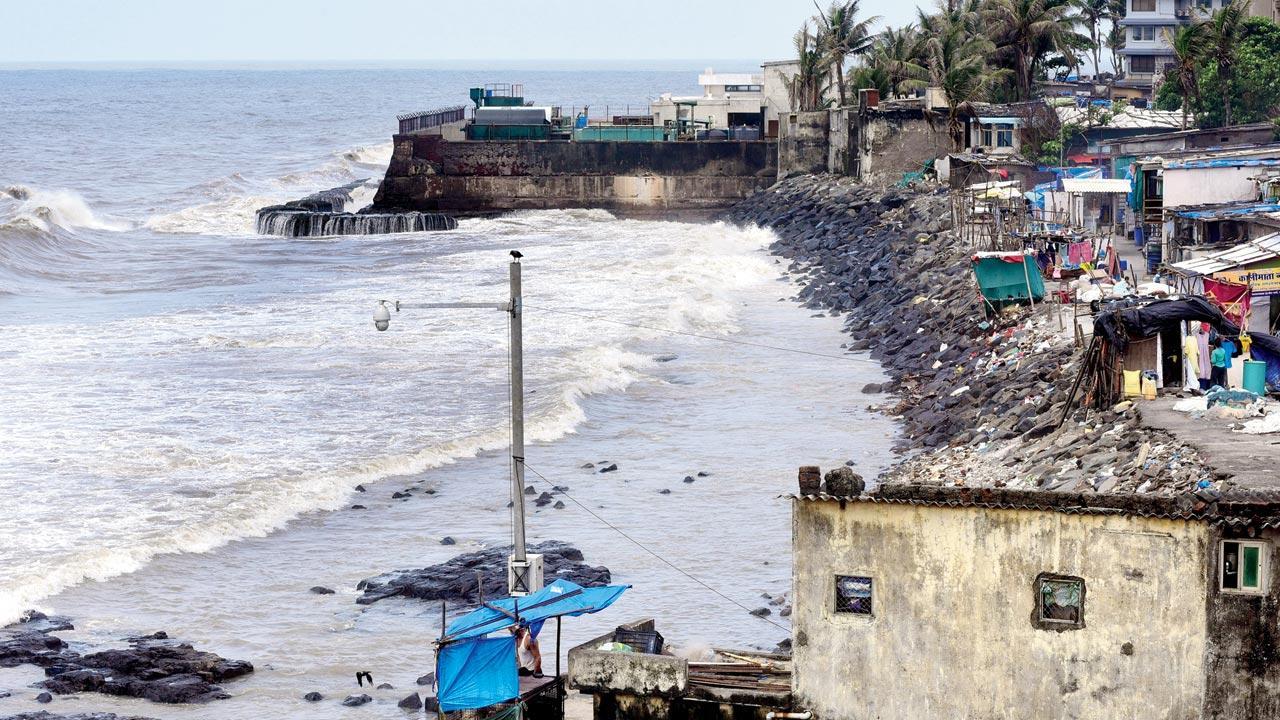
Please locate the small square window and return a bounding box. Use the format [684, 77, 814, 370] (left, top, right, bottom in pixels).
[834, 575, 873, 615]
[1221, 540, 1268, 593]
[1034, 574, 1085, 630]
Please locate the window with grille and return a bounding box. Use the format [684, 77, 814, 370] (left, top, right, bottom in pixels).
[1034, 574, 1085, 630]
[834, 575, 873, 615]
[1132, 26, 1156, 40]
[1132, 0, 1156, 10]
[1221, 540, 1268, 594]
[1130, 56, 1157, 73]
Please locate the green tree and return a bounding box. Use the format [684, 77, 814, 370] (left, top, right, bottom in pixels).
[1156, 16, 1280, 128]
[812, 0, 882, 105]
[1204, 0, 1249, 126]
[920, 12, 1010, 146]
[983, 0, 1086, 99]
[1074, 0, 1110, 78]
[790, 22, 831, 111]
[1163, 23, 1210, 129]
[868, 24, 929, 97]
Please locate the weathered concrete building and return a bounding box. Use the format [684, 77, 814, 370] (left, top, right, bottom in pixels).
[790, 482, 1280, 720]
[777, 98, 950, 184]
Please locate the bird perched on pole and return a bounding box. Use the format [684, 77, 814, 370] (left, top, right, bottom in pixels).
[510, 250, 523, 259]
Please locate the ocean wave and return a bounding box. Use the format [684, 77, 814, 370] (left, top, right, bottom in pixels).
[1, 185, 131, 234]
[0, 340, 654, 626]
[146, 143, 391, 235]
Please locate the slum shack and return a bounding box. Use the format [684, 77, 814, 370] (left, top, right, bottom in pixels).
[435, 579, 629, 720]
[972, 251, 1046, 313]
[568, 619, 792, 720]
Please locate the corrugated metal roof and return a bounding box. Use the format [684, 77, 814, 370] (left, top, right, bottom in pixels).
[1061, 178, 1132, 194]
[1055, 105, 1182, 130]
[1169, 232, 1280, 276]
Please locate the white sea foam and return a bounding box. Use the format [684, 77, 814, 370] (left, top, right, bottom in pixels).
[144, 143, 392, 235]
[0, 205, 781, 625]
[1, 185, 130, 233]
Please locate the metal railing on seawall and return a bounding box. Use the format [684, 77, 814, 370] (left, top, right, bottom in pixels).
[398, 106, 468, 134]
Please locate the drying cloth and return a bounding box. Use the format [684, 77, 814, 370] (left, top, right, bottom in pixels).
[1068, 241, 1092, 265]
[1196, 331, 1212, 379]
[1184, 335, 1200, 388]
[1203, 277, 1252, 328]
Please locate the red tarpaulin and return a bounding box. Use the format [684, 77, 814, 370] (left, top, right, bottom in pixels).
[1203, 277, 1252, 327]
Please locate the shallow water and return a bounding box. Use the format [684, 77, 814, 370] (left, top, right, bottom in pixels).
[0, 66, 898, 718]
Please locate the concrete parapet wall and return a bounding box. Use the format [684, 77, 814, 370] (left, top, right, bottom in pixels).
[373, 136, 776, 217]
[568, 619, 688, 697]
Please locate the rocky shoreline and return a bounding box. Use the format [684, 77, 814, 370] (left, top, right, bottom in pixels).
[0, 613, 251, 706]
[726, 175, 1214, 497]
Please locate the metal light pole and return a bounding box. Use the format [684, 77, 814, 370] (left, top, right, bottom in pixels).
[372, 253, 542, 596]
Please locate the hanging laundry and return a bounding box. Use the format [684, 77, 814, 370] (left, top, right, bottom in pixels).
[1067, 241, 1092, 265]
[1202, 277, 1252, 328]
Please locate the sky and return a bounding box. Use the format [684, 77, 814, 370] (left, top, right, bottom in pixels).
[1, 0, 927, 65]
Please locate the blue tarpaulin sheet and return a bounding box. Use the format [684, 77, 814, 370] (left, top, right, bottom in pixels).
[437, 636, 518, 712]
[444, 579, 629, 642]
[1174, 203, 1280, 219]
[1167, 158, 1280, 169]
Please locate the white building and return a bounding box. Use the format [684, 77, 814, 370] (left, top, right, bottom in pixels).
[650, 68, 766, 136]
[1118, 0, 1234, 87]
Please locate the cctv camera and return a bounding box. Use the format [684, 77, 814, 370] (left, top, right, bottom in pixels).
[373, 302, 391, 332]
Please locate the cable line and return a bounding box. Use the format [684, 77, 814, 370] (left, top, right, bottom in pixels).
[522, 462, 792, 635]
[523, 303, 883, 366]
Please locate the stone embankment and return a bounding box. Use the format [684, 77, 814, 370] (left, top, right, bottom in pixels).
[726, 175, 1214, 496]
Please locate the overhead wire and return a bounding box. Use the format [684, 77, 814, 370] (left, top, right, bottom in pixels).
[521, 462, 792, 635]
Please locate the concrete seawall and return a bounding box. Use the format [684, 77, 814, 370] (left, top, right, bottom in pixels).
[373, 135, 777, 218]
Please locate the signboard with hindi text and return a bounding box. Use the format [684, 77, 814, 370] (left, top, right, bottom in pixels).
[1213, 259, 1280, 296]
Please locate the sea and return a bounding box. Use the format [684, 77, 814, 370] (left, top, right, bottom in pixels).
[0, 64, 897, 718]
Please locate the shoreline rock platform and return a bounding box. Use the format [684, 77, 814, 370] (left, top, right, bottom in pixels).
[0, 613, 252, 705]
[356, 540, 610, 606]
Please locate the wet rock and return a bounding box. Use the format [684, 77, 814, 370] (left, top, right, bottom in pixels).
[1, 714, 161, 720]
[36, 693, 52, 703]
[391, 491, 410, 499]
[356, 540, 610, 606]
[355, 484, 367, 492]
[553, 501, 565, 509]
[398, 692, 423, 710]
[682, 476, 695, 483]
[304, 691, 323, 701]
[416, 672, 435, 686]
[597, 464, 618, 473]
[822, 467, 864, 496]
[534, 492, 554, 507]
[439, 536, 456, 546]
[376, 683, 394, 690]
[580, 463, 595, 469]
[310, 586, 335, 595]
[350, 505, 367, 510]
[749, 607, 771, 617]
[342, 694, 372, 707]
[696, 471, 710, 477]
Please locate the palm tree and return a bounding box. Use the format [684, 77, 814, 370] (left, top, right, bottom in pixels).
[1203, 0, 1249, 126]
[983, 0, 1086, 100]
[920, 13, 1010, 147]
[871, 24, 929, 98]
[1105, 0, 1126, 79]
[789, 22, 830, 111]
[812, 0, 882, 104]
[1073, 0, 1110, 79]
[1164, 23, 1209, 129]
